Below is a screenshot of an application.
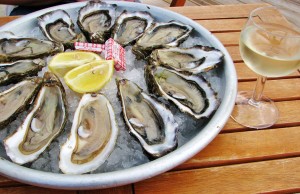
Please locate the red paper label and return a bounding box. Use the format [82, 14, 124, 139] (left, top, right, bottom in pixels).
[74, 40, 126, 71]
[104, 38, 126, 71]
[74, 42, 105, 53]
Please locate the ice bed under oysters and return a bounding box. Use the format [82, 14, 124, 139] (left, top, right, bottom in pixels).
[0, 1, 224, 174]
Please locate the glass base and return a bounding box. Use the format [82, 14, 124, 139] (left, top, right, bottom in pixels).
[231, 91, 279, 129]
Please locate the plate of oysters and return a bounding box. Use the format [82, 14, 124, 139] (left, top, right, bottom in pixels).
[0, 0, 237, 189]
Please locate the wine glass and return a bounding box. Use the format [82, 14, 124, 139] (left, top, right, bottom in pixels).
[231, 6, 300, 129]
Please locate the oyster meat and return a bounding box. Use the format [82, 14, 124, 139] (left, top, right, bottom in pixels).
[59, 93, 118, 174]
[0, 59, 45, 86]
[132, 21, 193, 59]
[0, 77, 42, 128]
[117, 79, 178, 158]
[0, 32, 63, 62]
[112, 11, 154, 46]
[4, 72, 67, 164]
[38, 9, 86, 49]
[77, 1, 117, 43]
[149, 46, 224, 74]
[145, 66, 219, 119]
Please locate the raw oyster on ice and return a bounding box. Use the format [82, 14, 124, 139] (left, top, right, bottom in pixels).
[145, 66, 219, 119]
[149, 46, 224, 74]
[0, 77, 42, 128]
[0, 59, 45, 86]
[4, 72, 67, 165]
[77, 1, 117, 43]
[0, 31, 63, 62]
[117, 79, 178, 158]
[38, 9, 86, 49]
[112, 11, 154, 46]
[59, 93, 118, 174]
[132, 21, 193, 59]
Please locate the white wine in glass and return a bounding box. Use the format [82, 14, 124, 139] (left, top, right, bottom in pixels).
[231, 6, 300, 129]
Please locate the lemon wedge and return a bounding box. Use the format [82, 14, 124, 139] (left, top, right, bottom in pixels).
[49, 51, 103, 77]
[64, 60, 114, 93]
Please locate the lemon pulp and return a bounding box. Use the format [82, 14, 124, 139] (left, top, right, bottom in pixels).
[49, 51, 102, 77]
[64, 60, 114, 93]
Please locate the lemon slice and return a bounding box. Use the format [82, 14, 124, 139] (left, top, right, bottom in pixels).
[49, 51, 103, 77]
[64, 60, 114, 93]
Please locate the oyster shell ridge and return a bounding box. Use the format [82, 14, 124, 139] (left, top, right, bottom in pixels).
[148, 45, 224, 74]
[0, 32, 64, 62]
[38, 9, 86, 49]
[4, 72, 68, 164]
[0, 77, 43, 128]
[59, 93, 119, 174]
[77, 1, 117, 43]
[0, 59, 45, 86]
[111, 10, 154, 47]
[117, 79, 178, 158]
[145, 65, 220, 119]
[132, 21, 193, 59]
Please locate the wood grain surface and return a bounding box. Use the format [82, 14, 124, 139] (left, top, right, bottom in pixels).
[196, 18, 247, 32]
[135, 157, 300, 193]
[175, 126, 300, 170]
[0, 3, 299, 194]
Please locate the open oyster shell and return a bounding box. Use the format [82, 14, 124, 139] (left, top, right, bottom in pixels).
[117, 79, 178, 158]
[38, 9, 86, 49]
[77, 1, 117, 43]
[145, 66, 219, 119]
[111, 10, 154, 46]
[0, 59, 45, 86]
[4, 72, 67, 165]
[149, 46, 224, 74]
[0, 31, 63, 62]
[132, 21, 193, 59]
[59, 93, 118, 174]
[0, 77, 42, 128]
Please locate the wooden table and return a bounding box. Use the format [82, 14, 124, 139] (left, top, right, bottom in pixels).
[0, 3, 299, 194]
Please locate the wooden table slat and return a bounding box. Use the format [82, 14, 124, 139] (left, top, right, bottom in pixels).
[0, 186, 76, 194]
[78, 185, 133, 194]
[225, 46, 242, 62]
[0, 16, 19, 27]
[0, 175, 22, 187]
[135, 157, 300, 194]
[176, 126, 300, 170]
[168, 3, 268, 20]
[213, 31, 240, 46]
[196, 18, 247, 32]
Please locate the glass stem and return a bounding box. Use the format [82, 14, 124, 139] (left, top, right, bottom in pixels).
[250, 76, 267, 105]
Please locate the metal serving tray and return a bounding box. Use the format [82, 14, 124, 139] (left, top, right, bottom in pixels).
[0, 1, 237, 190]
